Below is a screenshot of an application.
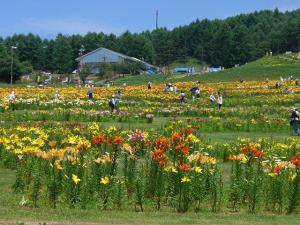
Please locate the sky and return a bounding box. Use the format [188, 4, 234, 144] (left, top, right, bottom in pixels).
[1, 0, 300, 39]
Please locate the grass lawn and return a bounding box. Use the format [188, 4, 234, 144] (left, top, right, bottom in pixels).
[201, 131, 297, 143]
[100, 117, 298, 144]
[1, 116, 170, 130]
[3, 114, 295, 142]
[92, 117, 296, 143]
[99, 117, 169, 130]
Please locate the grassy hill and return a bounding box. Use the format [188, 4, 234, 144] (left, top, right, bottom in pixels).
[114, 55, 300, 85]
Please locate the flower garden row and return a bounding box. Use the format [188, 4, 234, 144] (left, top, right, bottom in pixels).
[0, 121, 299, 213]
[1, 80, 299, 133]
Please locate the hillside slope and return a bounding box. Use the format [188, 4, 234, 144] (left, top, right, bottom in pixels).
[114, 55, 300, 85]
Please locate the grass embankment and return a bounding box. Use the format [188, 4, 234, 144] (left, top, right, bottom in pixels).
[114, 56, 300, 85]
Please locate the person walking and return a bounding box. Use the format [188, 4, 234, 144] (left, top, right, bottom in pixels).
[8, 90, 16, 111]
[174, 85, 177, 95]
[209, 93, 216, 104]
[54, 89, 60, 101]
[217, 92, 223, 109]
[195, 89, 200, 99]
[109, 95, 119, 113]
[179, 91, 185, 105]
[190, 86, 198, 101]
[116, 90, 122, 99]
[87, 89, 94, 101]
[290, 108, 300, 136]
[164, 83, 168, 93]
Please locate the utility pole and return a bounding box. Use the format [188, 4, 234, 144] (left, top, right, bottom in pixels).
[156, 9, 158, 29]
[78, 45, 85, 71]
[79, 45, 85, 57]
[10, 46, 17, 85]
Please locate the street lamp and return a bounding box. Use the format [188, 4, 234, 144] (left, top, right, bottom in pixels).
[10, 46, 17, 85]
[78, 45, 85, 72]
[78, 45, 85, 57]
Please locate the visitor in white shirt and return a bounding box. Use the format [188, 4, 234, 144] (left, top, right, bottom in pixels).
[8, 90, 16, 111]
[109, 95, 119, 113]
[195, 89, 200, 98]
[54, 90, 60, 101]
[210, 93, 216, 104]
[217, 92, 223, 109]
[8, 91, 15, 101]
[174, 85, 177, 94]
[179, 91, 185, 104]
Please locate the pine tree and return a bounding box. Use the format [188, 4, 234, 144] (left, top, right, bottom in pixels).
[52, 34, 73, 74]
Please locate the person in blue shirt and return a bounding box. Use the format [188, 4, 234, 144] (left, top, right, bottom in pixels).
[87, 90, 94, 100]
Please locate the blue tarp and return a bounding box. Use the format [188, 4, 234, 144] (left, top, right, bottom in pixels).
[145, 70, 156, 75]
[208, 67, 222, 72]
[174, 67, 195, 73]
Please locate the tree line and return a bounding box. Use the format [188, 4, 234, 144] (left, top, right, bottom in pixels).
[0, 8, 299, 82]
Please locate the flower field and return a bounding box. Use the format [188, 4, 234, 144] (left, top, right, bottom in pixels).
[0, 80, 300, 216]
[0, 81, 298, 131]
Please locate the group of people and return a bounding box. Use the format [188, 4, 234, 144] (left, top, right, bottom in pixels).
[85, 89, 120, 113]
[280, 75, 295, 83]
[6, 87, 119, 114]
[163, 83, 178, 94]
[284, 87, 294, 95]
[190, 86, 201, 101]
[274, 75, 300, 94]
[179, 86, 223, 109]
[7, 82, 299, 138]
[156, 82, 224, 108]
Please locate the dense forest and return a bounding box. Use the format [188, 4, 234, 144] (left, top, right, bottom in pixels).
[0, 8, 299, 81]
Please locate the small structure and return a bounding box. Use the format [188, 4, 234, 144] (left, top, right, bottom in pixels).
[20, 74, 32, 82]
[207, 66, 222, 72]
[174, 67, 195, 74]
[76, 47, 158, 74]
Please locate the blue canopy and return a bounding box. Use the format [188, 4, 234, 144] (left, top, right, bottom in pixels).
[175, 68, 190, 73]
[208, 67, 222, 72]
[174, 67, 195, 73]
[145, 69, 156, 75]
